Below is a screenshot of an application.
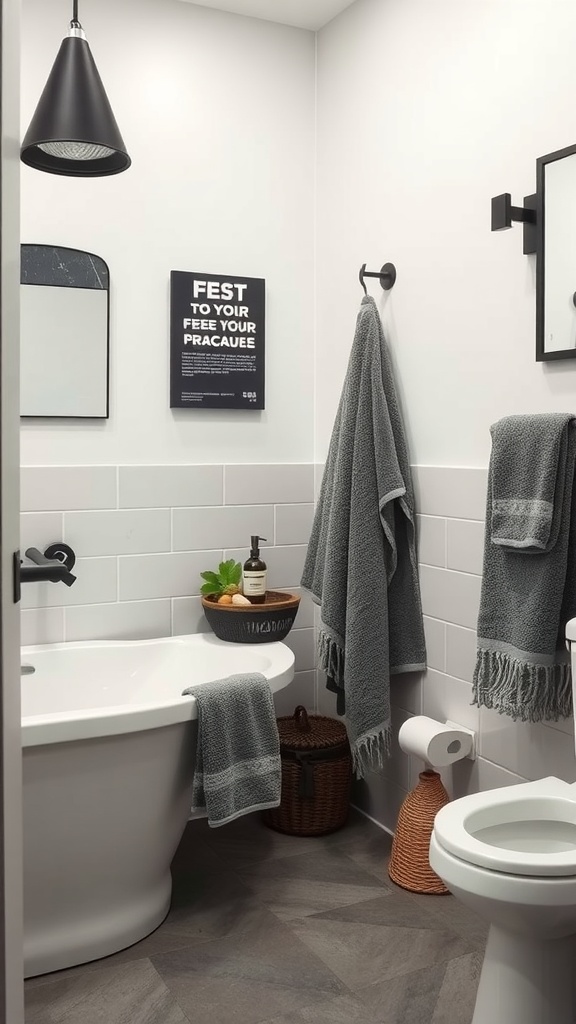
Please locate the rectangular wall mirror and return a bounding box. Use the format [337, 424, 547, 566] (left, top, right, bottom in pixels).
[20, 244, 110, 418]
[536, 143, 576, 361]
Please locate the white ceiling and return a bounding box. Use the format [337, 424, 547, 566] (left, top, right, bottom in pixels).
[176, 0, 357, 31]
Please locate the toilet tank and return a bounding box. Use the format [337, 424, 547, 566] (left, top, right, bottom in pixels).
[565, 617, 576, 752]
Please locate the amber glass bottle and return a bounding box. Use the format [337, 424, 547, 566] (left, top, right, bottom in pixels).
[242, 535, 267, 604]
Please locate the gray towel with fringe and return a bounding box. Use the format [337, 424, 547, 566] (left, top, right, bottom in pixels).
[473, 413, 576, 722]
[301, 295, 426, 778]
[182, 673, 280, 827]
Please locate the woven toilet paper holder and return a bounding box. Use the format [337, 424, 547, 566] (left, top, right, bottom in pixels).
[389, 718, 477, 895]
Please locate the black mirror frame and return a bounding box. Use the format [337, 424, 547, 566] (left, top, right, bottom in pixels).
[20, 243, 110, 418]
[536, 142, 576, 362]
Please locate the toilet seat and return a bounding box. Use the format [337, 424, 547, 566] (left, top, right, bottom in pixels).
[433, 777, 576, 877]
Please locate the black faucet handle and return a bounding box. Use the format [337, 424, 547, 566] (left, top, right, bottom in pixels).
[24, 547, 61, 568]
[44, 543, 76, 572]
[25, 543, 76, 573]
[15, 544, 78, 603]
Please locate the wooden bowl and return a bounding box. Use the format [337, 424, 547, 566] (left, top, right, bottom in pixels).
[201, 590, 300, 644]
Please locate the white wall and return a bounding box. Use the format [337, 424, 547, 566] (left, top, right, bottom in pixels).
[21, 0, 315, 465]
[315, 0, 576, 828]
[315, 0, 576, 467]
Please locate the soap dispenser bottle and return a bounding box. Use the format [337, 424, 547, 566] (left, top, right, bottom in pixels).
[243, 536, 267, 604]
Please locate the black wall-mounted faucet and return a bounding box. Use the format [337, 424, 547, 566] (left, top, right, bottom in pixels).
[14, 544, 77, 602]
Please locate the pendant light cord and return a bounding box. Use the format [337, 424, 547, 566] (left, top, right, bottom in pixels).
[71, 0, 80, 27]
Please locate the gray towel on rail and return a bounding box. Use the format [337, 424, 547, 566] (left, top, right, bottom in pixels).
[301, 295, 426, 778]
[473, 413, 576, 722]
[490, 414, 574, 552]
[182, 673, 280, 827]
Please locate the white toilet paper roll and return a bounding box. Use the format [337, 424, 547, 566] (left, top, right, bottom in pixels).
[398, 716, 473, 767]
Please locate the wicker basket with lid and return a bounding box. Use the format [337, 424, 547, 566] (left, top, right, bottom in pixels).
[263, 706, 352, 836]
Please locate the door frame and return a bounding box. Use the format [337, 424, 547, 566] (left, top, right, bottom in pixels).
[0, 0, 23, 1018]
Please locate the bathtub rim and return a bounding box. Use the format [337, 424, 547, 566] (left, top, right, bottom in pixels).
[21, 633, 295, 747]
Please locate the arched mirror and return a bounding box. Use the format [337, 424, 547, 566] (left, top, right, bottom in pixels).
[20, 244, 110, 417]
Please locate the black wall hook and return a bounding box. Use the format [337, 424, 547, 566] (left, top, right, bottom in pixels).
[359, 262, 397, 294]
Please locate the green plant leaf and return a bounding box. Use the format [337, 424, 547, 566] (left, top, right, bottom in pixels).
[200, 571, 220, 585]
[218, 560, 236, 585]
[201, 560, 242, 593]
[201, 582, 221, 595]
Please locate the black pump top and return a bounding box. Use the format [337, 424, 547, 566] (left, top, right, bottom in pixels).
[250, 535, 267, 557]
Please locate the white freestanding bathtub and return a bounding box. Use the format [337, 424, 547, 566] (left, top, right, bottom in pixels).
[21, 633, 294, 978]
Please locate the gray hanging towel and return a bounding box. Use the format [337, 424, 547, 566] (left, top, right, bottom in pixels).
[301, 296, 426, 778]
[473, 413, 576, 722]
[182, 672, 281, 827]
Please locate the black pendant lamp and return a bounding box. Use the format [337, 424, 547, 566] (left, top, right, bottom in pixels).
[21, 0, 130, 177]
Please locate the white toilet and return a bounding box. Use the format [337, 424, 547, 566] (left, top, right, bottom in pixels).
[429, 617, 576, 1024]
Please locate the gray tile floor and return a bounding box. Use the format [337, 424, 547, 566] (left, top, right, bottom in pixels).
[25, 811, 486, 1023]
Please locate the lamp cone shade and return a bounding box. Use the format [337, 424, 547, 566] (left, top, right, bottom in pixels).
[21, 34, 130, 177]
[388, 770, 450, 894]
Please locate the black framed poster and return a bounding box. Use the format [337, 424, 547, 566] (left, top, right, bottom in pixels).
[170, 271, 265, 409]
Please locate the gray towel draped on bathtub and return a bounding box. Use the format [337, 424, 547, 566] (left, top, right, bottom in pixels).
[182, 672, 281, 827]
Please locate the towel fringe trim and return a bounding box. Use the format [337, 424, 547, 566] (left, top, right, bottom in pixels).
[318, 627, 392, 777]
[317, 627, 392, 777]
[318, 627, 345, 686]
[473, 648, 572, 722]
[352, 724, 392, 777]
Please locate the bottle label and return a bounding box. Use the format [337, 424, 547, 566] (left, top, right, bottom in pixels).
[243, 570, 266, 596]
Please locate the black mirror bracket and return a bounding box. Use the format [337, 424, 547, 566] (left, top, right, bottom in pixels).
[491, 192, 537, 255]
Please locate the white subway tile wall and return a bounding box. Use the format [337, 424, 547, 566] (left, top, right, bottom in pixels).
[446, 518, 484, 575]
[412, 467, 488, 520]
[21, 466, 117, 512]
[422, 668, 480, 732]
[20, 557, 118, 609]
[21, 607, 64, 646]
[275, 504, 315, 545]
[290, 588, 315, 629]
[119, 465, 223, 509]
[119, 550, 223, 601]
[20, 466, 315, 701]
[283, 627, 315, 672]
[172, 505, 274, 553]
[419, 564, 482, 630]
[21, 512, 64, 554]
[422, 616, 446, 672]
[65, 509, 171, 557]
[445, 623, 477, 683]
[390, 672, 422, 716]
[274, 671, 316, 718]
[65, 600, 172, 643]
[416, 514, 446, 568]
[171, 596, 210, 637]
[24, 463, 565, 832]
[224, 464, 314, 506]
